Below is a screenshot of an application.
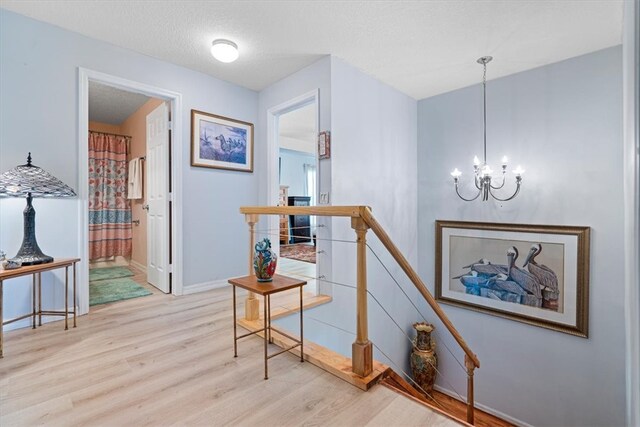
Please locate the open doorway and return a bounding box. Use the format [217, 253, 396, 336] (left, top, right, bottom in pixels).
[87, 81, 171, 307]
[276, 101, 318, 290]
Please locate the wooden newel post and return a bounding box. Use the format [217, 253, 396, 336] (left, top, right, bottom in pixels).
[351, 217, 373, 377]
[245, 213, 260, 321]
[465, 354, 475, 425]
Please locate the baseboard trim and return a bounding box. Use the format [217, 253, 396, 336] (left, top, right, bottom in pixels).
[129, 260, 147, 273]
[433, 385, 531, 427]
[182, 279, 229, 295]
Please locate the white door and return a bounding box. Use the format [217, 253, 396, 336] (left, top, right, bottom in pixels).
[146, 102, 170, 293]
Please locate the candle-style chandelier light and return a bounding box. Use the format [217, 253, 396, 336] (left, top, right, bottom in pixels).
[450, 56, 524, 202]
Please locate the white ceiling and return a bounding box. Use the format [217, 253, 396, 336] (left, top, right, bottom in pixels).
[89, 81, 150, 125]
[2, 1, 623, 99]
[279, 103, 316, 142]
[279, 103, 317, 154]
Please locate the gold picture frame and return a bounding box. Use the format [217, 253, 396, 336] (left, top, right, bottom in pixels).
[435, 220, 590, 337]
[191, 109, 254, 172]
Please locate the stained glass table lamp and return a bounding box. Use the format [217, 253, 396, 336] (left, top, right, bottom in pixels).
[0, 153, 76, 265]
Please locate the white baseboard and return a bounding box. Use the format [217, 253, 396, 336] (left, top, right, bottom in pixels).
[182, 279, 229, 295]
[433, 384, 532, 427]
[129, 260, 146, 273]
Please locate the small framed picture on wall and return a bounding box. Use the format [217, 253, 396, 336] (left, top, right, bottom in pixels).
[191, 109, 254, 172]
[318, 131, 331, 159]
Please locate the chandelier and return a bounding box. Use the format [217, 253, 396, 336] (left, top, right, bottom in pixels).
[450, 56, 524, 202]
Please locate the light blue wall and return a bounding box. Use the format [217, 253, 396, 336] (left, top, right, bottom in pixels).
[329, 57, 419, 372]
[0, 9, 258, 327]
[622, 2, 640, 425]
[279, 148, 315, 197]
[418, 47, 624, 426]
[257, 56, 332, 204]
[257, 56, 333, 289]
[276, 57, 419, 377]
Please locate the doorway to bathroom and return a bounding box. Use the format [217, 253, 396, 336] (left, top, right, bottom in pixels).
[77, 69, 183, 316]
[86, 81, 171, 307]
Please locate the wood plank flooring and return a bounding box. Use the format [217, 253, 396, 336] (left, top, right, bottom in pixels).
[0, 286, 459, 426]
[278, 257, 317, 294]
[237, 315, 388, 391]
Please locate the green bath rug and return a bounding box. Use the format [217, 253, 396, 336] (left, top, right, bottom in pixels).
[89, 267, 134, 282]
[89, 278, 152, 306]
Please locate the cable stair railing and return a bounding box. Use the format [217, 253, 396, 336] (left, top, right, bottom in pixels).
[238, 205, 480, 425]
[261, 266, 471, 424]
[254, 240, 474, 424]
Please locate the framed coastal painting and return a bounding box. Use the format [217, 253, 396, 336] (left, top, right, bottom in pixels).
[435, 220, 590, 337]
[191, 110, 254, 172]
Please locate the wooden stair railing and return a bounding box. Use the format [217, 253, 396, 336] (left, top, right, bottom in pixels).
[240, 205, 480, 424]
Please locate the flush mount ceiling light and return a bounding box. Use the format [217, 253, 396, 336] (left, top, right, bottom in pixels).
[211, 39, 239, 63]
[450, 56, 525, 202]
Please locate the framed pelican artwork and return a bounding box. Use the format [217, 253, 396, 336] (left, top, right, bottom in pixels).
[191, 110, 254, 172]
[435, 220, 590, 337]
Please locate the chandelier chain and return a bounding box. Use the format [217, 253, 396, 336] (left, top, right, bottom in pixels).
[483, 60, 487, 164]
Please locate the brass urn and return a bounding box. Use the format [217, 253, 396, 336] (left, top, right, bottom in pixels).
[410, 322, 438, 394]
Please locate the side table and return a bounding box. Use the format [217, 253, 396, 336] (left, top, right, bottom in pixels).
[228, 274, 306, 379]
[0, 258, 80, 357]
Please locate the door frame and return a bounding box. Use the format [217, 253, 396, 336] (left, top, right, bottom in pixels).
[266, 89, 319, 252]
[77, 68, 184, 315]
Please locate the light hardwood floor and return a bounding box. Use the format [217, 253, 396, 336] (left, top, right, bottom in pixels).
[279, 256, 317, 294]
[0, 285, 458, 426]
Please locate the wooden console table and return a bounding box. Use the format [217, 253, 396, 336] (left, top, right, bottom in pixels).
[0, 258, 80, 357]
[228, 274, 306, 379]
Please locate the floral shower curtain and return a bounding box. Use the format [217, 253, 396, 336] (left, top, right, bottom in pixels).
[88, 131, 132, 260]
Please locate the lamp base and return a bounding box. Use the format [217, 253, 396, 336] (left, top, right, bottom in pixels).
[11, 253, 54, 266]
[11, 195, 54, 266]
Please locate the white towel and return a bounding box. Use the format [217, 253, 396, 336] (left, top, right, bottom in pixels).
[127, 157, 143, 199]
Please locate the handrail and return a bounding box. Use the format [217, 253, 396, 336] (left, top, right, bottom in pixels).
[240, 204, 480, 368]
[240, 205, 364, 217]
[359, 206, 480, 369]
[239, 204, 479, 423]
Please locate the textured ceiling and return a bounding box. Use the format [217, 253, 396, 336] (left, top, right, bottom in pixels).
[89, 81, 150, 125]
[1, 1, 624, 99]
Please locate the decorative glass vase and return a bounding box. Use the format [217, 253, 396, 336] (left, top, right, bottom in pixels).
[410, 322, 438, 394]
[253, 238, 277, 282]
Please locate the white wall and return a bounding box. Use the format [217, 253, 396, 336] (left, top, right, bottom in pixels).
[0, 9, 258, 328]
[279, 136, 316, 155]
[418, 47, 624, 426]
[279, 149, 315, 197]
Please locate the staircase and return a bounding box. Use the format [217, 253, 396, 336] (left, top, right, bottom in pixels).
[380, 370, 514, 427]
[238, 205, 482, 424]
